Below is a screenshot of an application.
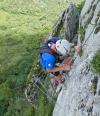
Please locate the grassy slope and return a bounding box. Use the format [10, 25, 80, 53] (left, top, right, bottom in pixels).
[0, 0, 67, 116]
[0, 0, 67, 80]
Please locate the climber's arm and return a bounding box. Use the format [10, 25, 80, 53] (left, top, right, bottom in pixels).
[46, 65, 71, 73]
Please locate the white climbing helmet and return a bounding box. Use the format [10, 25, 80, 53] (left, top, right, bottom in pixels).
[56, 39, 71, 56]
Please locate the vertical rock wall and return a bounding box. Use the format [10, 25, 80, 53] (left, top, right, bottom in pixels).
[53, 0, 100, 116]
[50, 4, 79, 42]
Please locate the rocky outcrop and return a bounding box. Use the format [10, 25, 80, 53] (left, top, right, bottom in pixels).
[53, 0, 100, 116]
[49, 4, 79, 43]
[25, 3, 79, 107]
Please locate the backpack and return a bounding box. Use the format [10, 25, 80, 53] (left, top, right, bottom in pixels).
[40, 39, 58, 56]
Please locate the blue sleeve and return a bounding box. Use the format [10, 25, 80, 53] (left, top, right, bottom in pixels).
[52, 37, 61, 41]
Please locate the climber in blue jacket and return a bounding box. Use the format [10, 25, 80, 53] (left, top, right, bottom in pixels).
[40, 36, 80, 84]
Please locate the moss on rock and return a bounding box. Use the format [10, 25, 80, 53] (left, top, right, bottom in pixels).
[79, 26, 85, 42]
[91, 51, 100, 74]
[94, 26, 100, 34]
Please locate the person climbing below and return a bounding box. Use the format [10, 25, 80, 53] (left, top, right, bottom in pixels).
[39, 36, 80, 85]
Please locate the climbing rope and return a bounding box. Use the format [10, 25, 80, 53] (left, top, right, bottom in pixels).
[32, 77, 66, 109]
[82, 22, 100, 47]
[31, 69, 69, 111]
[32, 70, 56, 99]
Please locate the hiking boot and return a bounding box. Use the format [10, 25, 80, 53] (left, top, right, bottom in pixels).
[51, 78, 65, 91]
[55, 77, 65, 85]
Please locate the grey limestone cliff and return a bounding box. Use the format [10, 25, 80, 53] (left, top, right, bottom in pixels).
[53, 0, 100, 116]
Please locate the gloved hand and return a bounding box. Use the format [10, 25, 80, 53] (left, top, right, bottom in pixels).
[74, 46, 81, 53]
[63, 64, 71, 71]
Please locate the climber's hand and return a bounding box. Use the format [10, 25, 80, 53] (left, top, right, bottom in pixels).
[63, 64, 71, 71]
[74, 46, 81, 53]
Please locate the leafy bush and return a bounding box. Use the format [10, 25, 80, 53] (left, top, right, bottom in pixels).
[0, 100, 9, 116]
[0, 82, 13, 101]
[34, 92, 54, 116]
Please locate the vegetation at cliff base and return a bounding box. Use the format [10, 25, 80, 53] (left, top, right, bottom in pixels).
[0, 0, 66, 115]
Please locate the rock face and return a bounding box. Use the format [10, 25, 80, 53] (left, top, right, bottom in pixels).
[53, 0, 100, 116]
[50, 3, 79, 43]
